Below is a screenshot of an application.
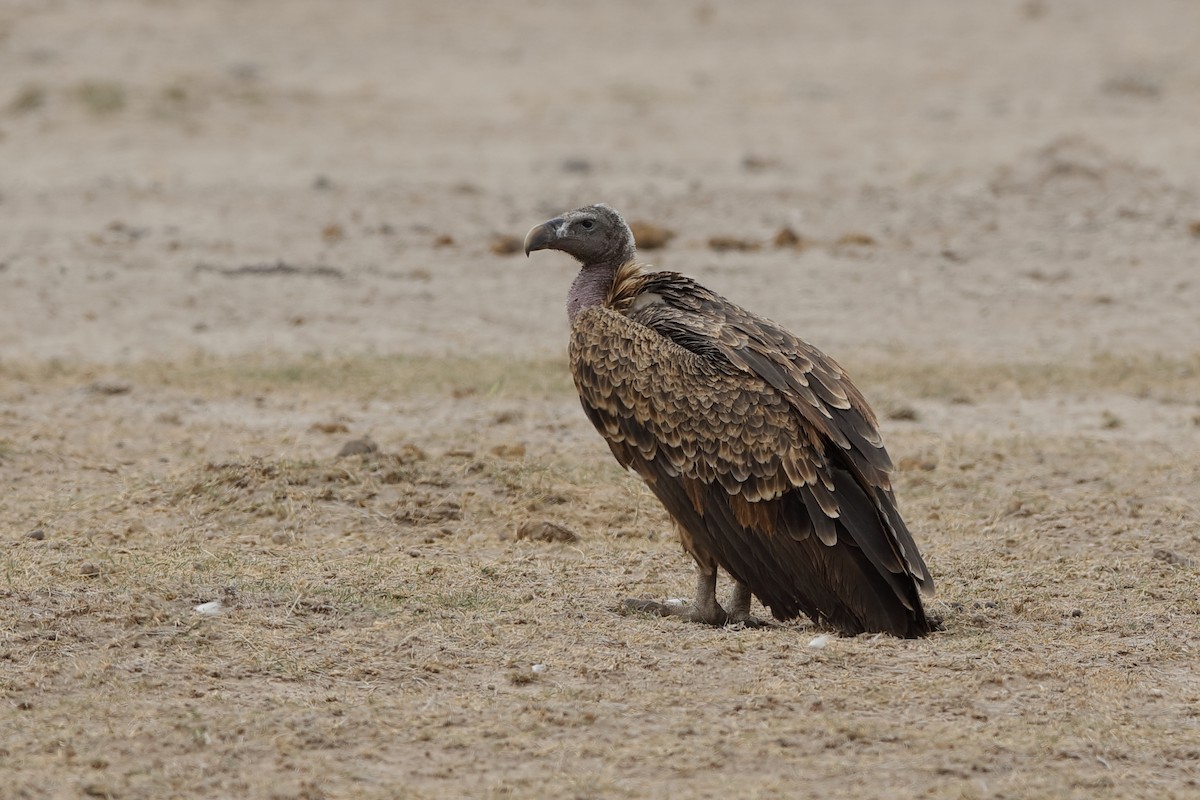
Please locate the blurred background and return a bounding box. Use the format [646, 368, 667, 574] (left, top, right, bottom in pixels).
[5, 5, 1200, 797]
[1, 0, 1198, 364]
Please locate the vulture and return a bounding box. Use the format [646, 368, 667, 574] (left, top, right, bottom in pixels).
[524, 204, 935, 637]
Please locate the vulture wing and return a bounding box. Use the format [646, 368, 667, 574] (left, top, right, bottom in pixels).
[570, 266, 933, 636]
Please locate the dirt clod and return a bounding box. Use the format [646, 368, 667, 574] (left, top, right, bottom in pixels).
[629, 221, 675, 250]
[489, 234, 523, 255]
[835, 232, 877, 247]
[1153, 549, 1196, 567]
[707, 236, 760, 252]
[514, 520, 580, 543]
[887, 405, 921, 422]
[489, 443, 526, 459]
[772, 227, 806, 248]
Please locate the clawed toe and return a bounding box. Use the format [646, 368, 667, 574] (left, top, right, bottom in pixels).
[621, 597, 720, 624]
[622, 598, 671, 615]
[622, 597, 695, 618]
[724, 612, 776, 629]
[622, 570, 774, 629]
[621, 597, 774, 628]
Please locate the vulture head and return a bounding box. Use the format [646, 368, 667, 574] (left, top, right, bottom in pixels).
[524, 204, 636, 269]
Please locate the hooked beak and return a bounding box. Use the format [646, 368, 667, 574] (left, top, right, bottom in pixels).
[523, 217, 564, 256]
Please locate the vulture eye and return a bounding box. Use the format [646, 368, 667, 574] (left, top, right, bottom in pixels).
[579, 219, 595, 230]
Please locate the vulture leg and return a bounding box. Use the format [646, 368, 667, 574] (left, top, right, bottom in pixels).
[624, 560, 726, 624]
[624, 561, 769, 627]
[726, 581, 772, 628]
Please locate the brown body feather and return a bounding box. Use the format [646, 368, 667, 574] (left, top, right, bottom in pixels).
[570, 261, 934, 637]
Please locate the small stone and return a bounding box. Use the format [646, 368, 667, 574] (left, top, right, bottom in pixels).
[741, 154, 779, 172]
[80, 562, 101, 577]
[25, 528, 45, 541]
[336, 438, 378, 458]
[807, 634, 830, 649]
[86, 381, 132, 396]
[193, 600, 223, 616]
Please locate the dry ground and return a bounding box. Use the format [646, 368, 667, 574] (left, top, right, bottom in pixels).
[3, 2, 1200, 798]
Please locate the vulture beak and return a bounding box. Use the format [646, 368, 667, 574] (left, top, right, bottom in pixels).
[523, 217, 564, 256]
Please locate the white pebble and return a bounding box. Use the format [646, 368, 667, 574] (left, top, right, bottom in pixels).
[193, 600, 223, 616]
[531, 663, 547, 674]
[665, 598, 686, 606]
[807, 634, 830, 649]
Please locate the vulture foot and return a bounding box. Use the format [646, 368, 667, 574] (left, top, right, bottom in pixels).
[621, 565, 773, 627]
[723, 610, 775, 629]
[724, 581, 776, 628]
[620, 598, 773, 628]
[622, 597, 726, 625]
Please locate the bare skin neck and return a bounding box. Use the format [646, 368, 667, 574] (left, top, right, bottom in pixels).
[567, 261, 621, 323]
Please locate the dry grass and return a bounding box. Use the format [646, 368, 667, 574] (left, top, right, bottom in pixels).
[3, 354, 1200, 798]
[4, 350, 1199, 403]
[0, 354, 575, 403]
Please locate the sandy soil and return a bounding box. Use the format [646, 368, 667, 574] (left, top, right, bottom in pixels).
[2, 1, 1200, 798]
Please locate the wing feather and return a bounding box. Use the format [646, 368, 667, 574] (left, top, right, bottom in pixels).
[572, 269, 933, 636]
